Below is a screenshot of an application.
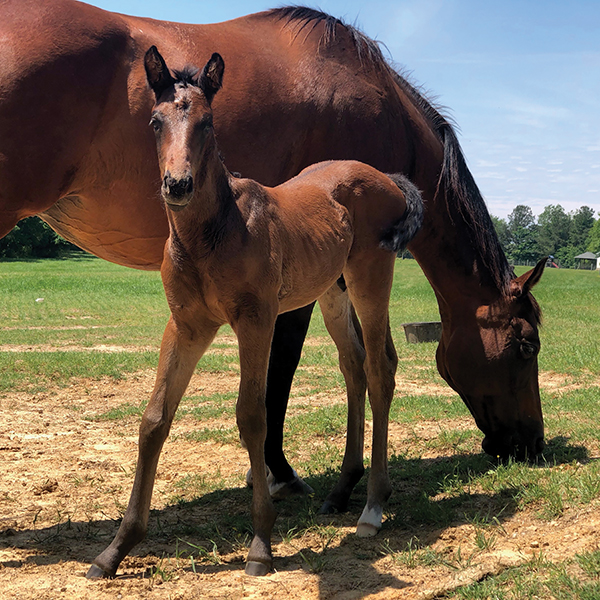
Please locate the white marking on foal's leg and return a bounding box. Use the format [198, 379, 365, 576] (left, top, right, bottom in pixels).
[356, 504, 383, 537]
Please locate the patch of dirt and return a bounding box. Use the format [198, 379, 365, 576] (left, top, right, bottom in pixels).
[538, 370, 600, 394]
[0, 369, 598, 599]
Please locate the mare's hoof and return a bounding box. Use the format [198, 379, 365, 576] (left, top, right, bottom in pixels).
[270, 474, 314, 500]
[245, 466, 272, 488]
[245, 468, 254, 488]
[246, 468, 314, 499]
[245, 560, 271, 576]
[318, 500, 344, 515]
[356, 522, 380, 538]
[86, 564, 113, 579]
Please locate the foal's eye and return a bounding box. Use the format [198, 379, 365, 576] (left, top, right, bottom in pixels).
[520, 342, 537, 359]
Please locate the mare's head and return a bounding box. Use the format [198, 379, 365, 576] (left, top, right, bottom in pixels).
[144, 46, 224, 211]
[437, 258, 546, 460]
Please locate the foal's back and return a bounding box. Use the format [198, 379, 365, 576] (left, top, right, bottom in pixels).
[227, 160, 410, 313]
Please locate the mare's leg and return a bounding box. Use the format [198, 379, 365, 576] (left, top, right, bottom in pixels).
[262, 304, 315, 498]
[87, 316, 219, 578]
[344, 255, 398, 537]
[233, 301, 280, 575]
[317, 285, 368, 514]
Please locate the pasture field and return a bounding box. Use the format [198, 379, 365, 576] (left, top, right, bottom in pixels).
[0, 256, 599, 599]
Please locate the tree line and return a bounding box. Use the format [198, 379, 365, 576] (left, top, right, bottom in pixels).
[491, 204, 599, 268]
[0, 217, 80, 259]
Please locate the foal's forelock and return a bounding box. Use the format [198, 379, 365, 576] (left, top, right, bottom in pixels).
[172, 66, 200, 87]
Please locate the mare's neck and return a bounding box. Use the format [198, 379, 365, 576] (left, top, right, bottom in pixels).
[408, 155, 510, 319]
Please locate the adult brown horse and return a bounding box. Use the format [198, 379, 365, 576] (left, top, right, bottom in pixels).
[0, 0, 545, 575]
[99, 45, 422, 576]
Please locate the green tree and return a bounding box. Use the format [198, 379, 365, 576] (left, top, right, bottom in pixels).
[505, 205, 539, 263]
[587, 217, 600, 254]
[0, 217, 78, 258]
[536, 204, 571, 259]
[490, 215, 509, 252]
[508, 204, 535, 231]
[569, 206, 595, 251]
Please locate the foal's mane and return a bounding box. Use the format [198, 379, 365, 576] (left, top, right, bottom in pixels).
[269, 6, 513, 296]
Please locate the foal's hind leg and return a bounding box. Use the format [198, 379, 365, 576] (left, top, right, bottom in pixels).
[317, 284, 368, 514]
[344, 254, 398, 536]
[87, 316, 219, 579]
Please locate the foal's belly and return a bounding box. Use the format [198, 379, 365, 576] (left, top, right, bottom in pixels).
[276, 237, 351, 313]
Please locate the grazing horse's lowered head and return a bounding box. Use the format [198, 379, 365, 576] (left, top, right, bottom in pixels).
[436, 258, 546, 460]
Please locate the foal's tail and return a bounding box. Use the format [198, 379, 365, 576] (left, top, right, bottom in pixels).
[379, 173, 424, 253]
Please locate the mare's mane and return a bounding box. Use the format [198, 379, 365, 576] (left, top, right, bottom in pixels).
[269, 6, 513, 296]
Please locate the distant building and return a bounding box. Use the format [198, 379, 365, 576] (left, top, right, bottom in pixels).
[574, 252, 599, 270]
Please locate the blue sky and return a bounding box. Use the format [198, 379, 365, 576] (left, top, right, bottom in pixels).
[87, 0, 599, 219]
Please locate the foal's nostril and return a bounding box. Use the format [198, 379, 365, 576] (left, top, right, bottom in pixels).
[163, 175, 193, 199]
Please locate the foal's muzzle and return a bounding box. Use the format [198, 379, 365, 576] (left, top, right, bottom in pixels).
[161, 172, 194, 209]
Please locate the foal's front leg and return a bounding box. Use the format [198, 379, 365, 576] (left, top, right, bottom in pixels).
[233, 301, 279, 576]
[87, 316, 219, 579]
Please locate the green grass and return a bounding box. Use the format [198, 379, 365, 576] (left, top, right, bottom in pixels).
[532, 267, 600, 375]
[1, 256, 599, 595]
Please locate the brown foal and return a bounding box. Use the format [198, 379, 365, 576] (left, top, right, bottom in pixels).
[89, 46, 423, 577]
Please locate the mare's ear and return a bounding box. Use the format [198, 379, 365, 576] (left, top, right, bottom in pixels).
[144, 45, 174, 98]
[198, 53, 225, 104]
[510, 257, 547, 298]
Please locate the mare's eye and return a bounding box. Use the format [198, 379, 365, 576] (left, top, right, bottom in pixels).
[520, 342, 537, 359]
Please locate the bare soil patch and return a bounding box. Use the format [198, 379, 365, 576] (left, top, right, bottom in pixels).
[0, 369, 598, 599]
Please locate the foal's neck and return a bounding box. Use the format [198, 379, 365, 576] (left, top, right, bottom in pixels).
[167, 139, 235, 257]
[195, 143, 233, 218]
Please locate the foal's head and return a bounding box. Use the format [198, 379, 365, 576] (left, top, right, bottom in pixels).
[144, 46, 224, 210]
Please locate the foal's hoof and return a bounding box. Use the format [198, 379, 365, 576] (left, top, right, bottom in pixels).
[86, 564, 113, 579]
[356, 504, 383, 537]
[245, 560, 272, 576]
[356, 522, 380, 538]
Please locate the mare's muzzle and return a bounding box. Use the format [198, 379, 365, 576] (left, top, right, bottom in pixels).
[481, 425, 545, 461]
[162, 172, 194, 209]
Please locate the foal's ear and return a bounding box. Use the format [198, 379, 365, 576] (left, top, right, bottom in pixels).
[510, 257, 547, 298]
[198, 53, 225, 104]
[144, 46, 174, 98]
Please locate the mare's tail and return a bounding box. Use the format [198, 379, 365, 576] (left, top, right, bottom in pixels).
[379, 173, 424, 253]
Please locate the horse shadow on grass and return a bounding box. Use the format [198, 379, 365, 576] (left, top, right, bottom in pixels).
[0, 435, 591, 598]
